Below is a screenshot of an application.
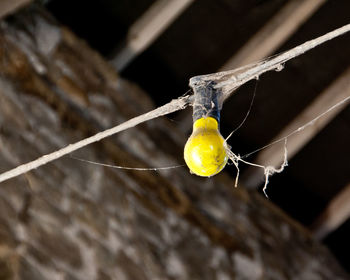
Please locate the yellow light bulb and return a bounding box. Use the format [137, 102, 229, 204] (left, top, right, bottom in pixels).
[184, 117, 228, 177]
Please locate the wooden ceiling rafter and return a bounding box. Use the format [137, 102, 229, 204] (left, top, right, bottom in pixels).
[0, 0, 31, 19]
[312, 182, 350, 240]
[110, 0, 194, 71]
[220, 0, 326, 70]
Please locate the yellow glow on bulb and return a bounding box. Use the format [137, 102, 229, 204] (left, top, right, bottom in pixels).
[184, 117, 228, 177]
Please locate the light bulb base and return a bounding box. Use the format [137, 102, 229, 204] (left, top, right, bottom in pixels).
[191, 81, 220, 124]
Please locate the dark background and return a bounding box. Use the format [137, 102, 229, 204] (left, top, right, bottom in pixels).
[46, 0, 350, 271]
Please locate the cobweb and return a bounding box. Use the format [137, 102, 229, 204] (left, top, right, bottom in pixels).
[0, 24, 350, 189]
[225, 138, 288, 197]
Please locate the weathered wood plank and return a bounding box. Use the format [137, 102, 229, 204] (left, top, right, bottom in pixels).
[312, 182, 350, 240]
[0, 0, 31, 19]
[221, 0, 326, 70]
[111, 0, 194, 71]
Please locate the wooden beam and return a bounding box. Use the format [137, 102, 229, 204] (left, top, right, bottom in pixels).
[111, 0, 193, 71]
[220, 0, 326, 71]
[0, 0, 31, 19]
[311, 182, 350, 240]
[243, 67, 350, 188]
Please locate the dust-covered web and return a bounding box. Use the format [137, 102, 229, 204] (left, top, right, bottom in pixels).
[0, 24, 350, 184]
[225, 138, 289, 197]
[70, 155, 185, 171]
[225, 79, 258, 142]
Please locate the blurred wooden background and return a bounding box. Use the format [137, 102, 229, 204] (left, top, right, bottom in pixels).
[0, 1, 349, 278]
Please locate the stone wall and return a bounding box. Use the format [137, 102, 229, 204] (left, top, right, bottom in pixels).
[0, 5, 347, 279]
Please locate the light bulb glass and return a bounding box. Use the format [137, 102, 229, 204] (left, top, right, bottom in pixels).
[184, 117, 228, 177]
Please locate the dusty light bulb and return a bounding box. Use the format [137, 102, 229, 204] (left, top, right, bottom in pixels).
[184, 117, 228, 177]
[184, 79, 228, 177]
